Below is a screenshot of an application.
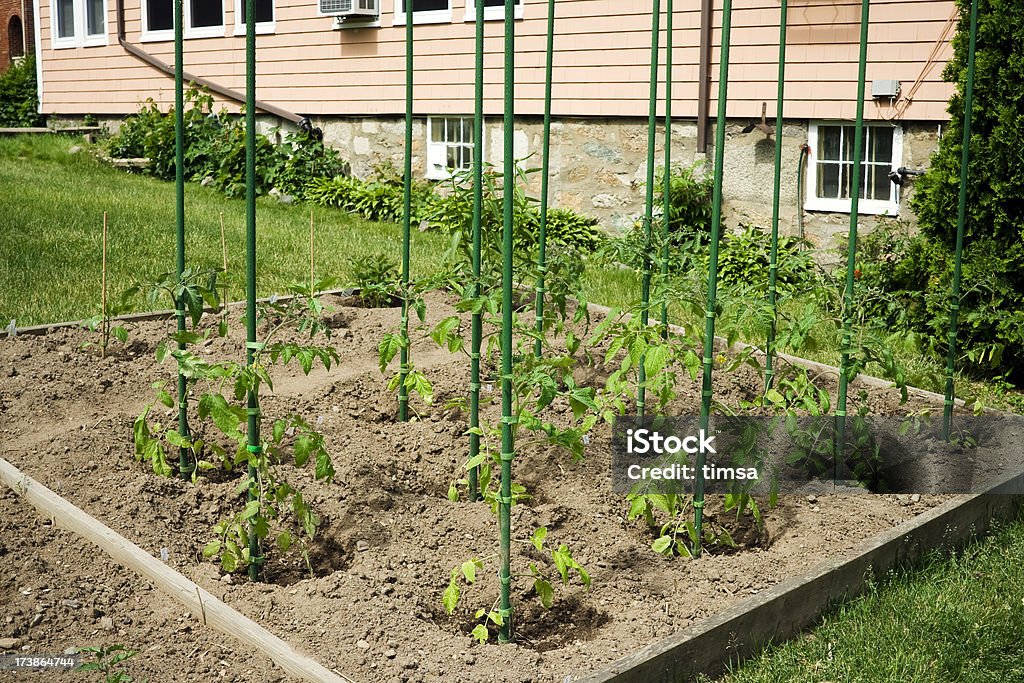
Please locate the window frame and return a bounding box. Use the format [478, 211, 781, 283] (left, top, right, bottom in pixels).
[233, 0, 275, 36]
[425, 115, 479, 181]
[141, 0, 226, 43]
[463, 0, 523, 22]
[805, 121, 903, 216]
[50, 0, 108, 49]
[393, 0, 452, 26]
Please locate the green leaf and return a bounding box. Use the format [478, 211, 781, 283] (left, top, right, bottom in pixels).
[533, 578, 554, 609]
[315, 450, 335, 481]
[378, 333, 405, 373]
[202, 540, 221, 558]
[442, 570, 460, 614]
[651, 535, 673, 555]
[460, 559, 480, 584]
[241, 500, 260, 520]
[447, 481, 459, 502]
[530, 526, 547, 551]
[294, 434, 315, 467]
[470, 624, 489, 644]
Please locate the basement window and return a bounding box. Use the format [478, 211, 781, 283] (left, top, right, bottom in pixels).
[806, 122, 902, 215]
[426, 116, 476, 180]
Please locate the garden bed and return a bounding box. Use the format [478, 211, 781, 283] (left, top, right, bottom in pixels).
[0, 292, 955, 682]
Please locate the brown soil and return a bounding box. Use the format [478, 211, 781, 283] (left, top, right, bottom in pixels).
[0, 293, 946, 683]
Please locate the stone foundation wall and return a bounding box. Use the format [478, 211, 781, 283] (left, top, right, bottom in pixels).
[315, 114, 942, 251]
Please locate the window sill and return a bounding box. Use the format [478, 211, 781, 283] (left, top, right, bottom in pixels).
[233, 22, 276, 36]
[804, 197, 900, 216]
[141, 27, 228, 42]
[392, 10, 452, 25]
[462, 6, 524, 21]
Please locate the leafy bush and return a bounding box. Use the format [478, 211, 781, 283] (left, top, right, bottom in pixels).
[655, 162, 713, 248]
[893, 0, 1024, 378]
[306, 161, 434, 223]
[0, 56, 43, 128]
[713, 225, 819, 294]
[107, 88, 348, 199]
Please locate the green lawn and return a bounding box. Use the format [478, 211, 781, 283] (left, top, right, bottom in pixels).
[0, 134, 453, 326]
[701, 514, 1024, 683]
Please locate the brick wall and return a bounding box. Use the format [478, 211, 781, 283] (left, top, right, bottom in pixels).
[0, 0, 31, 74]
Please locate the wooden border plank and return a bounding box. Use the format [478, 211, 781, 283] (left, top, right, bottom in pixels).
[575, 471, 1024, 683]
[0, 457, 356, 683]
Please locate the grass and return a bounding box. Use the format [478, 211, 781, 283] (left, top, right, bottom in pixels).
[699, 513, 1024, 683]
[0, 134, 451, 325]
[1, 133, 1019, 410]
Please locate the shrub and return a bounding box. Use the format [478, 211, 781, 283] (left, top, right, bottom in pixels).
[0, 56, 43, 128]
[107, 88, 348, 199]
[655, 162, 713, 248]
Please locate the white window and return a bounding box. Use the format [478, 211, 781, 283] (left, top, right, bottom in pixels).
[394, 0, 451, 26]
[463, 0, 523, 22]
[806, 122, 902, 215]
[234, 0, 275, 35]
[51, 0, 107, 49]
[426, 116, 476, 180]
[141, 0, 225, 42]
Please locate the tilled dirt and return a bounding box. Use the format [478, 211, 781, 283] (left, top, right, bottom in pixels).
[0, 293, 947, 682]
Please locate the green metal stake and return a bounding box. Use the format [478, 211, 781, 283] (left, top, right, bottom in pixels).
[658, 0, 673, 338]
[173, 0, 191, 480]
[399, 3, 415, 421]
[497, 0, 515, 644]
[764, 0, 789, 391]
[694, 0, 733, 557]
[532, 0, 555, 359]
[943, 0, 978, 441]
[467, 0, 485, 502]
[637, 0, 661, 417]
[244, 0, 262, 582]
[398, 2, 414, 422]
[835, 0, 871, 470]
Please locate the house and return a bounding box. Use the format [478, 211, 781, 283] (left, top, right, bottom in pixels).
[32, 0, 958, 242]
[1, 0, 34, 71]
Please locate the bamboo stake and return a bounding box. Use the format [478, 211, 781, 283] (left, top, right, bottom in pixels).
[659, 0, 673, 339]
[101, 211, 108, 359]
[398, 0, 414, 422]
[174, 0, 191, 481]
[532, 0, 555, 359]
[310, 207, 315, 295]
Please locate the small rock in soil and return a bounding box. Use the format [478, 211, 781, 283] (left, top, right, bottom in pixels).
[355, 640, 370, 650]
[0, 638, 21, 650]
[384, 649, 397, 659]
[356, 540, 370, 552]
[99, 616, 114, 630]
[60, 599, 80, 609]
[807, 494, 818, 504]
[910, 494, 921, 502]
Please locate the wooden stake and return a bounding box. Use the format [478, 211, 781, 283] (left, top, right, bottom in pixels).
[310, 207, 315, 296]
[101, 211, 108, 359]
[219, 211, 228, 319]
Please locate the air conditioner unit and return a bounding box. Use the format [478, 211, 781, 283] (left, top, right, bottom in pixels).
[320, 0, 378, 19]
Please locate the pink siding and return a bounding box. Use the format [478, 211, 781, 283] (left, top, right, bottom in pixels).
[37, 0, 957, 121]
